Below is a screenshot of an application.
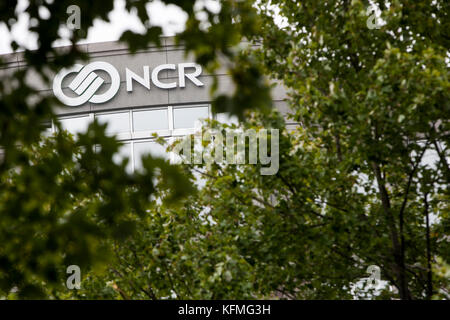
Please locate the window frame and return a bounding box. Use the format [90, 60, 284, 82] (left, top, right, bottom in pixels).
[95, 110, 132, 140]
[57, 113, 94, 135]
[52, 104, 212, 172]
[172, 104, 211, 135]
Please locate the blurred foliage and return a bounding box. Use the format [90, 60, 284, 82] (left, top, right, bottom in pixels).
[0, 0, 270, 298]
[0, 124, 192, 298]
[1, 0, 449, 300]
[72, 0, 449, 300]
[250, 0, 450, 299]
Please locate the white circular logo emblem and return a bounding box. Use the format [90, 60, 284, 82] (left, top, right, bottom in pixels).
[53, 61, 120, 107]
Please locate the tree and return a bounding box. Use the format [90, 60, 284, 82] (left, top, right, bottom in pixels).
[0, 0, 270, 298]
[0, 125, 193, 298]
[1, 0, 449, 300]
[74, 0, 449, 299]
[252, 0, 449, 299]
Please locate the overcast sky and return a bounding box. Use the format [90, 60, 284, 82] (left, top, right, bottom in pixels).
[0, 0, 189, 54]
[0, 0, 291, 55]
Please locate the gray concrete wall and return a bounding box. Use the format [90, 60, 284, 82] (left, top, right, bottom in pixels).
[1, 37, 290, 118]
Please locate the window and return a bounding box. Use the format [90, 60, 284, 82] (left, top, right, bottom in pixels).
[96, 112, 130, 135]
[40, 120, 53, 137]
[114, 143, 133, 173]
[96, 142, 132, 173]
[40, 120, 52, 131]
[55, 104, 211, 173]
[216, 112, 239, 125]
[133, 109, 168, 132]
[133, 140, 168, 171]
[59, 115, 92, 134]
[173, 106, 209, 129]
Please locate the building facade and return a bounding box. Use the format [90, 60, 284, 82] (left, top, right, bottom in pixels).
[1, 37, 290, 172]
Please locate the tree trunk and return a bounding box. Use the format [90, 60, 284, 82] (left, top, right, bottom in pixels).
[371, 162, 412, 299]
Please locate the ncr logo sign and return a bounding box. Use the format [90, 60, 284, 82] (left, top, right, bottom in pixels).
[53, 61, 204, 107]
